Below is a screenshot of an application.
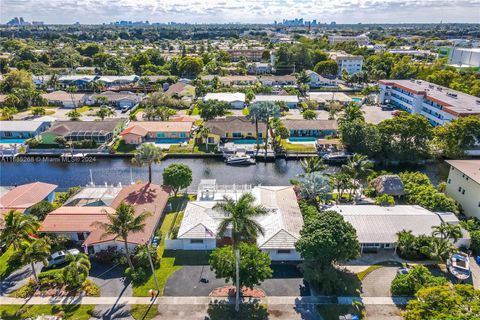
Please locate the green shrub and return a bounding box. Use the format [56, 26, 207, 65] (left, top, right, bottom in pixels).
[38, 268, 65, 287]
[11, 280, 36, 298]
[83, 279, 100, 296]
[390, 265, 447, 296]
[363, 187, 376, 198]
[375, 194, 395, 206]
[470, 230, 480, 255]
[132, 245, 159, 268]
[125, 267, 147, 284]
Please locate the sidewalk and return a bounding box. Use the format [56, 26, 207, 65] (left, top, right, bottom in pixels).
[0, 295, 410, 306]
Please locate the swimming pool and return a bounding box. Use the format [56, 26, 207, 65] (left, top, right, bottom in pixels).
[155, 138, 189, 144]
[0, 138, 27, 144]
[233, 139, 263, 145]
[352, 97, 363, 104]
[288, 137, 316, 143]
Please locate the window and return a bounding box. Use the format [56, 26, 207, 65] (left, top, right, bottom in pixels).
[180, 132, 186, 138]
[4, 132, 13, 137]
[233, 132, 242, 138]
[277, 249, 291, 254]
[448, 179, 451, 184]
[190, 239, 204, 244]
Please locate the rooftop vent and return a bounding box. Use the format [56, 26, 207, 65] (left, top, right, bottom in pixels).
[437, 87, 443, 91]
[476, 100, 480, 105]
[416, 80, 422, 84]
[447, 92, 458, 98]
[429, 84, 434, 88]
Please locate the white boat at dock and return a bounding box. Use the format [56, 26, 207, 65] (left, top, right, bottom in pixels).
[225, 152, 256, 166]
[448, 252, 471, 280]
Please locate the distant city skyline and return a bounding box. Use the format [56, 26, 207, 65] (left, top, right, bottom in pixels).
[2, 0, 480, 25]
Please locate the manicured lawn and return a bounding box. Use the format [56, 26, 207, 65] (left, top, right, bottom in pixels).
[76, 106, 94, 113]
[131, 304, 159, 320]
[190, 107, 200, 115]
[0, 305, 95, 320]
[133, 210, 182, 296]
[167, 143, 215, 154]
[356, 261, 402, 281]
[113, 139, 137, 153]
[0, 246, 23, 279]
[281, 140, 316, 153]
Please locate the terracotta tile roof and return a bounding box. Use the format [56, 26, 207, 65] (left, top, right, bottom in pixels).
[84, 183, 170, 246]
[39, 206, 114, 232]
[0, 182, 57, 210]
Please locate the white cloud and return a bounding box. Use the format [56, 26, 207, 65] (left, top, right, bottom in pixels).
[2, 0, 480, 24]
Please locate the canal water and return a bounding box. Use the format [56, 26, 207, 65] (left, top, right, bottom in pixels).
[0, 157, 449, 190]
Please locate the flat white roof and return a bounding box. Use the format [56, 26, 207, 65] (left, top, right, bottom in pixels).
[253, 95, 299, 103]
[0, 120, 47, 132]
[204, 92, 246, 103]
[308, 92, 352, 103]
[330, 205, 459, 244]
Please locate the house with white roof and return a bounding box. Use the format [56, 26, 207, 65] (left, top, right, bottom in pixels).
[252, 95, 299, 108]
[305, 70, 336, 88]
[0, 120, 52, 140]
[330, 205, 469, 253]
[97, 75, 139, 88]
[203, 92, 246, 109]
[167, 180, 303, 261]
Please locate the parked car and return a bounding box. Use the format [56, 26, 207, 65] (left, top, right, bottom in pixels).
[397, 267, 410, 275]
[47, 249, 81, 268]
[151, 236, 160, 247]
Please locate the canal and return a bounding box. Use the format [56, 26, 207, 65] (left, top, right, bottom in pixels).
[0, 157, 449, 190]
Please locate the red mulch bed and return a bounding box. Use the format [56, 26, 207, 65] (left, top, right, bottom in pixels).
[209, 286, 266, 298]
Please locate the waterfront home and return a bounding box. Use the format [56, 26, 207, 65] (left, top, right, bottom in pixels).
[85, 91, 143, 109]
[204, 116, 266, 145]
[306, 70, 336, 88]
[203, 92, 246, 109]
[445, 160, 480, 219]
[331, 205, 469, 253]
[42, 90, 87, 108]
[168, 180, 303, 261]
[58, 75, 96, 90]
[0, 182, 57, 218]
[121, 121, 193, 145]
[0, 120, 52, 140]
[252, 95, 299, 108]
[308, 92, 352, 107]
[32, 75, 52, 87]
[41, 119, 125, 145]
[283, 119, 338, 137]
[40, 183, 170, 253]
[329, 51, 364, 75]
[258, 75, 297, 87]
[165, 82, 195, 100]
[97, 75, 139, 88]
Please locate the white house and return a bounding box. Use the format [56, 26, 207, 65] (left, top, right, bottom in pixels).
[204, 92, 246, 109]
[445, 160, 480, 219]
[329, 51, 363, 75]
[169, 180, 303, 261]
[330, 205, 469, 253]
[252, 95, 299, 108]
[306, 70, 336, 88]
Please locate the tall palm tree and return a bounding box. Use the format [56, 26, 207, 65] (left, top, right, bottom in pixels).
[424, 238, 453, 264]
[432, 222, 463, 243]
[214, 193, 270, 311]
[341, 154, 373, 199]
[20, 239, 51, 283]
[0, 210, 39, 250]
[338, 102, 365, 127]
[196, 126, 211, 152]
[63, 253, 91, 289]
[93, 202, 151, 270]
[131, 143, 163, 183]
[300, 157, 326, 174]
[66, 86, 78, 111]
[248, 101, 281, 160]
[96, 107, 115, 120]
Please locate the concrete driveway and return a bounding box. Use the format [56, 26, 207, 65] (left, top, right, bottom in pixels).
[361, 266, 398, 297]
[0, 262, 43, 296]
[164, 264, 309, 297]
[362, 105, 393, 124]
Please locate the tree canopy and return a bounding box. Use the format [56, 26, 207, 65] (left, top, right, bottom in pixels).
[162, 163, 193, 196]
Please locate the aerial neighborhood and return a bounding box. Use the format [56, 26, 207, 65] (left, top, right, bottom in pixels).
[0, 15, 480, 320]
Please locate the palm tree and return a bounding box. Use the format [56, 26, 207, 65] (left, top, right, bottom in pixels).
[432, 222, 463, 243]
[0, 210, 39, 250]
[329, 172, 352, 202]
[20, 239, 51, 283]
[423, 238, 453, 264]
[248, 101, 281, 160]
[196, 126, 211, 152]
[96, 107, 115, 120]
[131, 143, 163, 183]
[341, 154, 373, 200]
[214, 193, 270, 311]
[66, 86, 78, 111]
[300, 157, 326, 174]
[63, 253, 91, 289]
[93, 202, 152, 270]
[338, 102, 365, 126]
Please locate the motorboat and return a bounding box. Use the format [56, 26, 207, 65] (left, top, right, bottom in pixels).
[448, 252, 471, 280]
[322, 152, 354, 164]
[225, 153, 256, 166]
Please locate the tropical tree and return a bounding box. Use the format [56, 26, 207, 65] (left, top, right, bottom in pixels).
[0, 106, 18, 120]
[432, 222, 463, 243]
[65, 86, 78, 110]
[162, 163, 193, 196]
[300, 157, 326, 174]
[329, 172, 352, 201]
[0, 210, 39, 250]
[93, 202, 151, 270]
[31, 106, 46, 116]
[214, 193, 270, 311]
[131, 143, 163, 183]
[298, 172, 331, 203]
[20, 238, 51, 283]
[66, 110, 81, 121]
[423, 238, 453, 264]
[96, 107, 115, 120]
[341, 154, 373, 199]
[302, 109, 317, 120]
[196, 126, 211, 152]
[248, 101, 281, 160]
[338, 102, 365, 127]
[63, 253, 91, 289]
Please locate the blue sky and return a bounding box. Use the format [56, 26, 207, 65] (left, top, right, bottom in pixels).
[2, 0, 480, 24]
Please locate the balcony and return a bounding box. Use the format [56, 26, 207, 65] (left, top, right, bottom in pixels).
[390, 96, 414, 112]
[392, 89, 414, 101]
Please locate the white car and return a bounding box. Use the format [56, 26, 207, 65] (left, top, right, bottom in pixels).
[47, 249, 81, 268]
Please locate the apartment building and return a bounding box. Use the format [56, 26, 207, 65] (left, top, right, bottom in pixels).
[445, 160, 480, 219]
[379, 79, 480, 126]
[447, 47, 480, 68]
[328, 35, 369, 46]
[227, 48, 265, 62]
[329, 51, 363, 75]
